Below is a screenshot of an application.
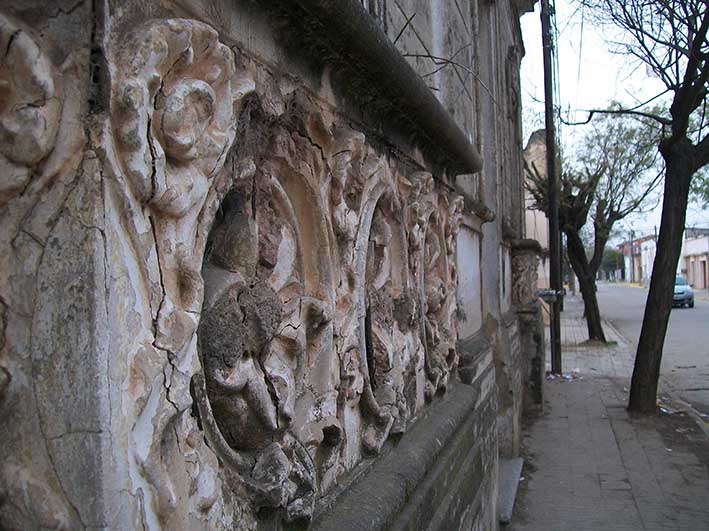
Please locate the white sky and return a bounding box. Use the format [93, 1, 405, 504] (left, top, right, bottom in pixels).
[519, 1, 709, 238]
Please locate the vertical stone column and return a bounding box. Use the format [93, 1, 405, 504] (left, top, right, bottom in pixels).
[0, 5, 106, 528]
[512, 239, 545, 413]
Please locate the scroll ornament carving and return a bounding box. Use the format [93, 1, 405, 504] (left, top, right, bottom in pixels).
[0, 13, 62, 206]
[111, 17, 255, 363]
[328, 131, 396, 456]
[364, 191, 419, 440]
[357, 158, 400, 454]
[422, 212, 449, 398]
[329, 127, 367, 269]
[441, 194, 464, 370]
[329, 137, 434, 458]
[111, 18, 256, 522]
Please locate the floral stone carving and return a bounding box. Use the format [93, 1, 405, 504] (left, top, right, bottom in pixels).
[109, 48, 467, 523]
[111, 17, 254, 361]
[365, 192, 421, 438]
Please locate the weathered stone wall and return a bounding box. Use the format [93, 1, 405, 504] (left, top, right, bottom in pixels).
[0, 1, 534, 530]
[512, 240, 546, 415]
[523, 129, 550, 296]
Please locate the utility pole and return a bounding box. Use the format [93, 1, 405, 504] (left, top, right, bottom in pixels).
[630, 229, 635, 283]
[541, 0, 562, 375]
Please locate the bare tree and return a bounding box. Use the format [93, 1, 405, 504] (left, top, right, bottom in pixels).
[527, 112, 660, 342]
[577, 0, 709, 413]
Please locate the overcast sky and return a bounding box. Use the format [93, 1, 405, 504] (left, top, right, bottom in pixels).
[519, 0, 709, 238]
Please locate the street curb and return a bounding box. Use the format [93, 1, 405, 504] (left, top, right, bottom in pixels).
[659, 391, 709, 440]
[600, 317, 631, 348]
[600, 318, 709, 441]
[613, 281, 709, 302]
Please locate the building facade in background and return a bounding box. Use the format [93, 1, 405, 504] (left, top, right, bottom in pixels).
[618, 235, 654, 284]
[641, 238, 657, 286]
[0, 1, 540, 529]
[681, 228, 709, 288]
[523, 130, 550, 293]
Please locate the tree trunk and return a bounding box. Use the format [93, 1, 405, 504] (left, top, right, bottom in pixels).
[628, 142, 693, 414]
[565, 230, 606, 342]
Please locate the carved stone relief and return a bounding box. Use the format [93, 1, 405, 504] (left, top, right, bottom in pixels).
[196, 150, 335, 523]
[406, 172, 464, 400]
[364, 193, 420, 438]
[109, 18, 256, 527]
[104, 15, 467, 528]
[0, 10, 86, 530]
[0, 13, 62, 206]
[512, 249, 539, 307]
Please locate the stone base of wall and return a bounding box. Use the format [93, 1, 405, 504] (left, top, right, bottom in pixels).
[518, 304, 545, 414]
[310, 379, 498, 531]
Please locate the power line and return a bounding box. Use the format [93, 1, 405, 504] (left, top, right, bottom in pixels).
[574, 4, 585, 132]
[549, 0, 563, 148]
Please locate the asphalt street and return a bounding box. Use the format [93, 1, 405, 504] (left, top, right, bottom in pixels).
[595, 282, 709, 416]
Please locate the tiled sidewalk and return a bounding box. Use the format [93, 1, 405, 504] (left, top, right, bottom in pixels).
[508, 296, 709, 531]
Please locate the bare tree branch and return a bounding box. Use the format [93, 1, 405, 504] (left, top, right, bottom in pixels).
[393, 10, 416, 45]
[561, 107, 672, 127]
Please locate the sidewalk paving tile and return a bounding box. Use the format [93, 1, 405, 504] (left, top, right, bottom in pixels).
[508, 295, 709, 531]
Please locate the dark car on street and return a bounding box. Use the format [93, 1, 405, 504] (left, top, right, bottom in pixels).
[673, 276, 694, 308]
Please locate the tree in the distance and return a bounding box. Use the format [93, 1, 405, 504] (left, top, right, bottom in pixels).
[526, 111, 660, 343]
[601, 248, 625, 281]
[579, 0, 709, 413]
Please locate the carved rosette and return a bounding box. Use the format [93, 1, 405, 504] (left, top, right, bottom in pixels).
[0, 13, 61, 206]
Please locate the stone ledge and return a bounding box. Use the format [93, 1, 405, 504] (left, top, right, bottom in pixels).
[458, 331, 493, 385]
[258, 0, 483, 176]
[498, 457, 524, 524]
[310, 382, 482, 531]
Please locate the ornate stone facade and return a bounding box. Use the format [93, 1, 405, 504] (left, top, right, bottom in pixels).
[0, 1, 535, 529]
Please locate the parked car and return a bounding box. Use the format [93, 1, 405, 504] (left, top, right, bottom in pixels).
[673, 276, 694, 308]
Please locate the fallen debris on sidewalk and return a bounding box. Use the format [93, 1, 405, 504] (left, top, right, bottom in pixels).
[545, 368, 583, 381]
